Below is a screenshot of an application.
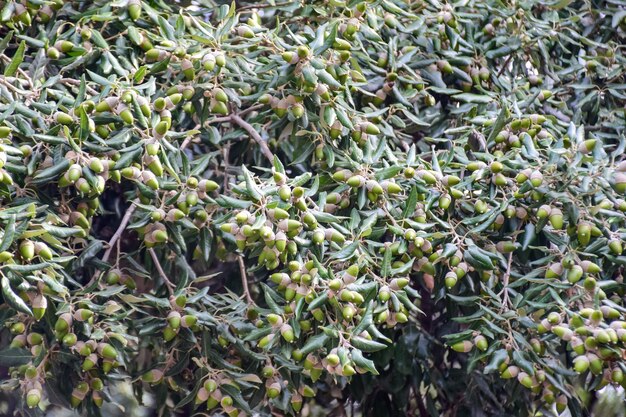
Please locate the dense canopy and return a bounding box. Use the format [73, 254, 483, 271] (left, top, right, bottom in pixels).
[1, 0, 626, 416]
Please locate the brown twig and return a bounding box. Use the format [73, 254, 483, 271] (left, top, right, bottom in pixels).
[229, 113, 275, 163]
[237, 1, 296, 11]
[59, 78, 99, 96]
[203, 110, 274, 163]
[238, 103, 264, 117]
[149, 248, 175, 295]
[500, 251, 513, 311]
[238, 256, 254, 305]
[85, 200, 138, 287]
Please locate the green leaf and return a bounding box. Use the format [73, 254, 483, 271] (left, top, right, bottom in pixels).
[0, 214, 16, 252]
[4, 40, 25, 77]
[1, 276, 32, 316]
[0, 347, 31, 366]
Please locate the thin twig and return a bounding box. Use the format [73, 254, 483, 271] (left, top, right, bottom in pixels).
[102, 201, 137, 264]
[237, 1, 296, 11]
[230, 113, 275, 163]
[238, 256, 254, 305]
[85, 200, 138, 287]
[59, 78, 99, 96]
[180, 136, 193, 150]
[500, 251, 513, 311]
[149, 248, 175, 295]
[238, 103, 264, 117]
[222, 144, 231, 192]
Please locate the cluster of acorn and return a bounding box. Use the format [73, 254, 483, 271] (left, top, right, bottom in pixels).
[537, 307, 626, 389]
[162, 294, 200, 341]
[0, 0, 63, 27]
[6, 308, 120, 409]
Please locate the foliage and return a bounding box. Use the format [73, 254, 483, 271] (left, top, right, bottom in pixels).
[0, 0, 626, 416]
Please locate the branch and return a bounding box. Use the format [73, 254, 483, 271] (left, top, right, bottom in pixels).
[59, 78, 99, 96]
[85, 199, 137, 287]
[149, 248, 175, 295]
[229, 113, 275, 163]
[237, 1, 296, 11]
[238, 256, 254, 305]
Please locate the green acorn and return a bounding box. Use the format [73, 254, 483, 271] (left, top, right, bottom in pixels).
[213, 88, 228, 103]
[501, 366, 519, 379]
[98, 343, 117, 359]
[577, 139, 596, 154]
[181, 315, 197, 328]
[342, 305, 356, 320]
[26, 389, 41, 408]
[70, 382, 90, 407]
[32, 294, 47, 320]
[0, 126, 11, 138]
[451, 340, 473, 353]
[163, 325, 177, 341]
[474, 335, 488, 351]
[613, 173, 626, 193]
[55, 40, 74, 53]
[128, 0, 142, 21]
[548, 208, 563, 229]
[363, 122, 380, 135]
[580, 260, 601, 274]
[609, 239, 623, 255]
[10, 322, 25, 334]
[20, 240, 35, 260]
[280, 324, 295, 342]
[529, 171, 543, 187]
[177, 58, 195, 80]
[119, 108, 134, 124]
[82, 353, 98, 371]
[258, 333, 274, 349]
[202, 379, 217, 393]
[62, 333, 78, 346]
[27, 332, 43, 345]
[545, 262, 563, 279]
[10, 334, 26, 348]
[444, 272, 457, 289]
[552, 325, 573, 341]
[577, 222, 591, 246]
[211, 101, 229, 115]
[54, 111, 73, 125]
[55, 313, 72, 333]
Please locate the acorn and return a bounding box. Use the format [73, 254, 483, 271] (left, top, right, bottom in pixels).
[614, 173, 626, 193]
[62, 333, 78, 347]
[548, 208, 563, 229]
[20, 240, 35, 260]
[55, 313, 72, 333]
[47, 46, 60, 59]
[32, 294, 47, 320]
[545, 263, 563, 279]
[501, 366, 519, 379]
[82, 353, 99, 371]
[128, 0, 142, 20]
[70, 382, 89, 407]
[98, 343, 117, 359]
[27, 332, 43, 345]
[54, 111, 73, 125]
[26, 389, 41, 408]
[577, 222, 591, 246]
[163, 325, 177, 341]
[10, 322, 25, 334]
[577, 139, 596, 154]
[529, 171, 543, 187]
[282, 51, 298, 64]
[451, 340, 473, 353]
[444, 272, 457, 288]
[474, 335, 488, 351]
